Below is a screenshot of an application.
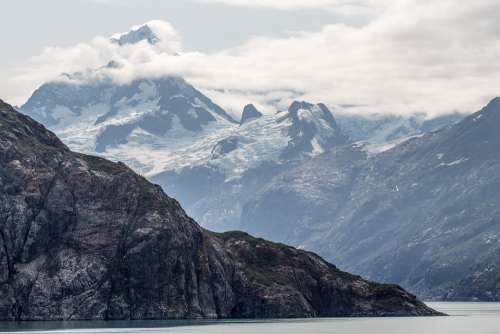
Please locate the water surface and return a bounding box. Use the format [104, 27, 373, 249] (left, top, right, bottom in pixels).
[1, 302, 499, 334]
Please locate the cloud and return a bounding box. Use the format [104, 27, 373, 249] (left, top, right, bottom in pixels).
[8, 20, 182, 103]
[7, 1, 500, 117]
[85, 0, 122, 4]
[195, 0, 383, 21]
[197, 0, 372, 10]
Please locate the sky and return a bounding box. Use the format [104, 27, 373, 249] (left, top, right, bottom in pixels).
[2, 0, 500, 117]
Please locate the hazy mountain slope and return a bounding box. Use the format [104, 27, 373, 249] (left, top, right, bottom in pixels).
[241, 98, 500, 300]
[336, 112, 464, 143]
[0, 99, 439, 320]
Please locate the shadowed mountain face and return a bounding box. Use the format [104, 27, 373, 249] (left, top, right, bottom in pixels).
[241, 98, 500, 301]
[0, 99, 439, 320]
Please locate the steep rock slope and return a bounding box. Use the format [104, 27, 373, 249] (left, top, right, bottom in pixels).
[241, 98, 500, 300]
[0, 99, 439, 320]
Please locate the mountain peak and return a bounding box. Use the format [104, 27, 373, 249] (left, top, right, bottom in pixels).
[240, 104, 263, 125]
[482, 97, 500, 114]
[287, 101, 340, 130]
[111, 24, 159, 46]
[462, 96, 500, 127]
[289, 101, 315, 114]
[0, 99, 8, 109]
[280, 101, 348, 160]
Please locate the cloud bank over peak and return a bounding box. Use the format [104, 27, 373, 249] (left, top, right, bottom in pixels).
[11, 20, 183, 95]
[8, 1, 500, 117]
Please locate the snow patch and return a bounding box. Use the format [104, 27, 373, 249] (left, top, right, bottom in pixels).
[439, 158, 468, 167]
[473, 114, 483, 122]
[311, 137, 325, 154]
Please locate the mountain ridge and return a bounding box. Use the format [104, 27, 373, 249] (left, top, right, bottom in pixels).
[240, 97, 500, 301]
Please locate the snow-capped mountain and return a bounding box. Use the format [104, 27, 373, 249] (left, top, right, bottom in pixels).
[20, 23, 343, 182]
[21, 50, 348, 179]
[111, 24, 160, 46]
[21, 73, 239, 173]
[21, 71, 349, 230]
[147, 101, 348, 231]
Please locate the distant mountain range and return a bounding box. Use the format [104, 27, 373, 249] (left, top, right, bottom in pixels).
[19, 23, 500, 302]
[241, 98, 500, 301]
[21, 71, 460, 229]
[20, 62, 462, 230]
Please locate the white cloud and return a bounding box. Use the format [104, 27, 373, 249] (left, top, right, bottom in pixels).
[196, 0, 382, 21]
[197, 0, 371, 10]
[85, 0, 122, 4]
[7, 1, 500, 117]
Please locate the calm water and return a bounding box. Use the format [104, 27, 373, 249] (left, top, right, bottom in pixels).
[0, 303, 499, 334]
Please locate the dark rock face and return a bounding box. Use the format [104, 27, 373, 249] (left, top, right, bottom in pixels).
[0, 99, 439, 320]
[213, 232, 438, 318]
[240, 104, 263, 125]
[241, 98, 500, 301]
[279, 102, 348, 161]
[211, 136, 240, 159]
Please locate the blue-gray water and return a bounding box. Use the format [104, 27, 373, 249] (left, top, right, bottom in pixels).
[0, 303, 499, 334]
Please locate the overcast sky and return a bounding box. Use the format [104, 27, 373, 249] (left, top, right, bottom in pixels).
[2, 0, 500, 116]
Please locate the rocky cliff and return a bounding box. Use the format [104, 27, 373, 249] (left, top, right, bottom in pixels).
[0, 99, 438, 320]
